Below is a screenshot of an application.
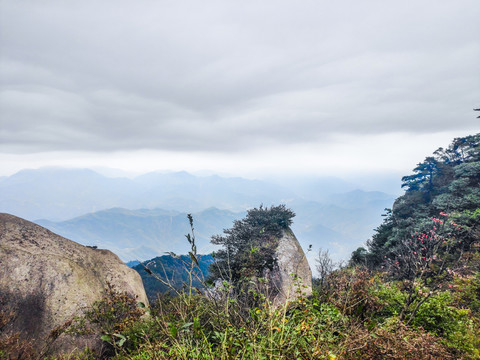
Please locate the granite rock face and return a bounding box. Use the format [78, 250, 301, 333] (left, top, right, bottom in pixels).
[266, 228, 313, 305]
[0, 213, 148, 356]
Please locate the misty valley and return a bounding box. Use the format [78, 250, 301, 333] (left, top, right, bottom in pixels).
[0, 168, 396, 263]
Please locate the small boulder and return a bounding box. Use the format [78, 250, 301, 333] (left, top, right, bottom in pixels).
[0, 213, 148, 356]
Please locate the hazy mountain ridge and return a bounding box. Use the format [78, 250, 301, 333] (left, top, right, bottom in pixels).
[0, 168, 294, 221]
[34, 196, 394, 263]
[2, 167, 396, 262]
[0, 168, 141, 221]
[35, 207, 241, 261]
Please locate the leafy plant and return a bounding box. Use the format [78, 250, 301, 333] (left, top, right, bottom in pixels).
[208, 204, 295, 290]
[65, 283, 145, 357]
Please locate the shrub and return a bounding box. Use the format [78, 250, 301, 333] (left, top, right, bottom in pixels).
[343, 318, 457, 360]
[453, 272, 480, 316]
[65, 283, 146, 357]
[412, 291, 480, 357]
[326, 267, 383, 321]
[208, 204, 295, 297]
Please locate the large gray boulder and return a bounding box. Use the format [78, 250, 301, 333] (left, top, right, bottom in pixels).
[0, 213, 148, 356]
[266, 228, 312, 305]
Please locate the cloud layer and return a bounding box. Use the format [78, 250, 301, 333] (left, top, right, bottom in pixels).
[0, 1, 479, 167]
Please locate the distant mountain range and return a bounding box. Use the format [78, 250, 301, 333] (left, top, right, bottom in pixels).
[0, 168, 293, 221]
[36, 207, 241, 261]
[0, 167, 397, 263]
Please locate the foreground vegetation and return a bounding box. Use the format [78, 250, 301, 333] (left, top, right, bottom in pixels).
[17, 261, 478, 359]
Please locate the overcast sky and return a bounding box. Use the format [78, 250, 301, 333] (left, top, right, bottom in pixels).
[0, 0, 479, 179]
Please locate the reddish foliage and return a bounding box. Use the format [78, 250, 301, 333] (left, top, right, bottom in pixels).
[343, 320, 459, 360]
[327, 268, 383, 320]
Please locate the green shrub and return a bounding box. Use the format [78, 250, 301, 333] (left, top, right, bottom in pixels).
[65, 283, 146, 357]
[209, 204, 295, 286]
[453, 272, 480, 316]
[374, 281, 405, 318]
[412, 291, 480, 357]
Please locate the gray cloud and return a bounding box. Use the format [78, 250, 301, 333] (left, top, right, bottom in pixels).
[1, 0, 479, 155]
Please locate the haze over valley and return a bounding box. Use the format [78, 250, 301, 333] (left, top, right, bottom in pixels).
[0, 167, 396, 265]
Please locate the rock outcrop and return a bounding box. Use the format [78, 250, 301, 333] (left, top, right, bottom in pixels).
[0, 213, 148, 356]
[266, 228, 312, 305]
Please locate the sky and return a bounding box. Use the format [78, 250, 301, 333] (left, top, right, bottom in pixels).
[1, 0, 479, 179]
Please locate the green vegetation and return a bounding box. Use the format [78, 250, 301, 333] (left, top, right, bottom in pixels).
[208, 204, 295, 283]
[358, 133, 480, 268]
[2, 133, 479, 359]
[38, 267, 477, 359]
